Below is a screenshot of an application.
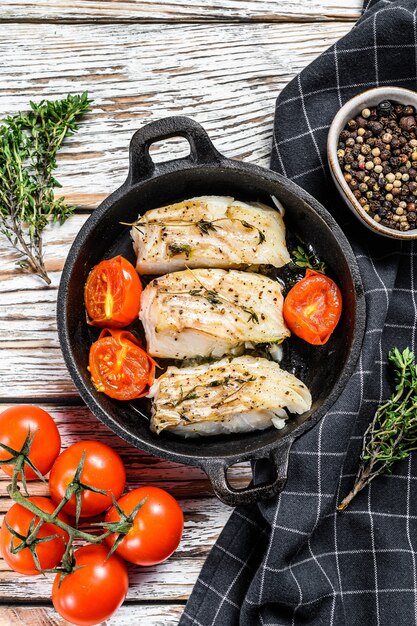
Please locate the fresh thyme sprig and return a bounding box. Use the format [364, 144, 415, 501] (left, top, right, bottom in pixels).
[338, 347, 417, 511]
[0, 92, 91, 284]
[124, 217, 266, 246]
[291, 245, 326, 274]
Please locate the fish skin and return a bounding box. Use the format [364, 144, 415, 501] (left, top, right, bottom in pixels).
[139, 268, 290, 359]
[131, 195, 291, 274]
[148, 355, 312, 437]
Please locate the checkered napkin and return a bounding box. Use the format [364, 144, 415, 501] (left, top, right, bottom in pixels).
[180, 1, 417, 624]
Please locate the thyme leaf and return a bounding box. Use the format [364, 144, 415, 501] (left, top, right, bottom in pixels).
[241, 307, 259, 324]
[337, 347, 417, 511]
[196, 220, 217, 234]
[0, 92, 92, 284]
[167, 243, 192, 258]
[291, 245, 326, 274]
[174, 386, 199, 407]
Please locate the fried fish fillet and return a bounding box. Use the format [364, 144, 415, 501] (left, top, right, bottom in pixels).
[148, 355, 312, 437]
[131, 195, 290, 274]
[139, 268, 290, 359]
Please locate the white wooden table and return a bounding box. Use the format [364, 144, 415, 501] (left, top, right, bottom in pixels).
[0, 2, 362, 623]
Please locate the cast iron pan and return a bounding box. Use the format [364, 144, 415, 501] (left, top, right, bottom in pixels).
[58, 116, 365, 506]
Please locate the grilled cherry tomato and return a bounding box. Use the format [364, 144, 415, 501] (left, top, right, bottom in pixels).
[283, 269, 342, 345]
[89, 329, 155, 400]
[0, 497, 69, 576]
[84, 255, 141, 328]
[0, 405, 60, 479]
[104, 486, 183, 566]
[52, 544, 128, 626]
[49, 441, 126, 518]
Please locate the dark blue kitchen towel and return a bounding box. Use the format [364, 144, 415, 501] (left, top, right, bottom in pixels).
[180, 1, 417, 624]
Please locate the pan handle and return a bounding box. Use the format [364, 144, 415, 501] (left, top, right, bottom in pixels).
[126, 116, 223, 185]
[203, 439, 293, 507]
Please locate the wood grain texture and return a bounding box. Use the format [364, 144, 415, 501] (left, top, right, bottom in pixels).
[0, 0, 362, 23]
[1, 605, 184, 626]
[0, 21, 352, 202]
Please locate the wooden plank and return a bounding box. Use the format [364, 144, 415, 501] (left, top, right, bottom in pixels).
[1, 604, 184, 625]
[0, 1, 362, 23]
[0, 21, 352, 201]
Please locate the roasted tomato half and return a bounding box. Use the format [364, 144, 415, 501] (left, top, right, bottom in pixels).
[283, 269, 342, 345]
[84, 255, 141, 328]
[89, 329, 155, 400]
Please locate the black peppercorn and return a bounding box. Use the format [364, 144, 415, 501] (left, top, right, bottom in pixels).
[377, 100, 392, 116]
[400, 116, 417, 132]
[368, 121, 384, 135]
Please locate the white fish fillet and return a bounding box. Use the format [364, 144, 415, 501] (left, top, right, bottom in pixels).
[148, 355, 312, 437]
[139, 268, 290, 359]
[131, 195, 290, 274]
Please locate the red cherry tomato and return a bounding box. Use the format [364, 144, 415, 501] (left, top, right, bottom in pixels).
[84, 255, 141, 328]
[0, 405, 60, 479]
[283, 269, 342, 345]
[49, 441, 126, 518]
[89, 328, 155, 401]
[105, 486, 183, 566]
[0, 497, 69, 576]
[52, 544, 128, 626]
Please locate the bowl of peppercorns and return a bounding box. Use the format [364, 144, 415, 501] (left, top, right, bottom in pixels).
[328, 87, 417, 238]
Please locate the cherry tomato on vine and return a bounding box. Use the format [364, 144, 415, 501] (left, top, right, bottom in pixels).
[49, 441, 126, 518]
[84, 255, 142, 328]
[0, 405, 60, 479]
[0, 497, 69, 576]
[283, 269, 342, 345]
[105, 486, 183, 566]
[52, 544, 128, 626]
[89, 328, 155, 401]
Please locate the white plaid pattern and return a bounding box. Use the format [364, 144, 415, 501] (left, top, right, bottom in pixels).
[181, 1, 417, 624]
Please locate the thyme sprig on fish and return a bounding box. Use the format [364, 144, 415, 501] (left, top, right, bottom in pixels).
[0, 92, 91, 284]
[123, 217, 266, 246]
[163, 268, 259, 324]
[212, 376, 256, 408]
[291, 245, 326, 274]
[338, 348, 417, 512]
[174, 375, 256, 409]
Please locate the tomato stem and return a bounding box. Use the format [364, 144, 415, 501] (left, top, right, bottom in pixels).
[8, 484, 113, 545]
